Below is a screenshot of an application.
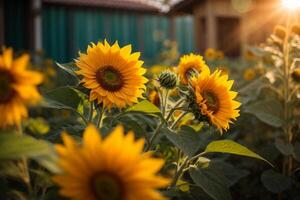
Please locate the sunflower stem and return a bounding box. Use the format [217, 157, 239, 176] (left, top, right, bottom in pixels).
[165, 98, 185, 121]
[170, 111, 189, 129]
[88, 102, 94, 123]
[145, 119, 165, 151]
[16, 124, 32, 196]
[188, 151, 207, 163]
[96, 106, 105, 128]
[145, 99, 186, 151]
[162, 89, 170, 118]
[282, 12, 293, 177]
[170, 156, 189, 188]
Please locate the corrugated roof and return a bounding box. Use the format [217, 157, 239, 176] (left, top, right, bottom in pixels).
[169, 0, 202, 14]
[43, 0, 164, 13]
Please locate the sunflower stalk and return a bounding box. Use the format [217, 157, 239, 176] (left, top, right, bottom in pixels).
[16, 124, 32, 196]
[282, 12, 293, 176]
[162, 89, 170, 118]
[170, 111, 189, 129]
[96, 106, 105, 128]
[88, 102, 94, 123]
[170, 156, 189, 188]
[145, 99, 186, 151]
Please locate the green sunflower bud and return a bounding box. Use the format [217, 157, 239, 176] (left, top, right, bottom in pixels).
[158, 70, 177, 89]
[292, 68, 300, 82]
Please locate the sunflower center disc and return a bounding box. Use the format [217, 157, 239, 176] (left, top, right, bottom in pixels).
[92, 172, 123, 200]
[96, 66, 123, 92]
[0, 70, 15, 103]
[202, 90, 219, 114]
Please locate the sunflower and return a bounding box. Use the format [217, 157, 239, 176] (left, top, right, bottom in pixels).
[204, 48, 217, 60]
[178, 53, 210, 84]
[0, 48, 42, 128]
[191, 70, 240, 132]
[243, 68, 256, 81]
[53, 125, 169, 200]
[76, 40, 148, 109]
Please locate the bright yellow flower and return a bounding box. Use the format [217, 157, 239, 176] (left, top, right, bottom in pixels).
[76, 40, 148, 109]
[243, 68, 256, 81]
[191, 70, 240, 133]
[0, 48, 42, 128]
[204, 48, 217, 60]
[53, 125, 170, 200]
[178, 53, 210, 84]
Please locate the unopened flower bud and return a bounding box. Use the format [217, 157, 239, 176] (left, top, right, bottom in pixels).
[158, 71, 177, 89]
[292, 68, 300, 82]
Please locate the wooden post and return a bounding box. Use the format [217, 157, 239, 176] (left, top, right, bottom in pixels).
[0, 0, 4, 47]
[194, 15, 201, 53]
[31, 0, 42, 52]
[206, 0, 217, 49]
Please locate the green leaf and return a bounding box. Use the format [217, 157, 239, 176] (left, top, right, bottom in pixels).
[275, 138, 293, 156]
[127, 100, 161, 115]
[41, 87, 87, 124]
[43, 86, 82, 110]
[56, 62, 79, 79]
[165, 126, 204, 157]
[244, 99, 283, 128]
[205, 140, 273, 166]
[261, 170, 292, 193]
[239, 77, 270, 104]
[210, 160, 249, 187]
[0, 134, 59, 173]
[24, 118, 50, 135]
[292, 142, 300, 162]
[190, 164, 232, 200]
[0, 134, 50, 159]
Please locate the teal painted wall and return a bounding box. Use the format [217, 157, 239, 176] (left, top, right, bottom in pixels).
[4, 1, 195, 64]
[4, 0, 27, 50]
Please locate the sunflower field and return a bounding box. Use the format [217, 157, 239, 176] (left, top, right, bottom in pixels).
[2, 0, 300, 200]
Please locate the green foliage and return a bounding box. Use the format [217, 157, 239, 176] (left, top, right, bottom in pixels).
[275, 138, 293, 156]
[43, 86, 83, 111]
[55, 62, 78, 80]
[24, 118, 50, 135]
[244, 99, 283, 128]
[127, 100, 161, 114]
[0, 133, 59, 173]
[165, 126, 204, 157]
[261, 170, 292, 193]
[190, 164, 232, 200]
[205, 140, 272, 166]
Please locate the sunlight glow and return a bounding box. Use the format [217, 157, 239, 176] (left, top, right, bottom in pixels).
[282, 0, 300, 10]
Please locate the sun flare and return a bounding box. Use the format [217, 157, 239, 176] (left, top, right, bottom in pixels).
[282, 0, 300, 10]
